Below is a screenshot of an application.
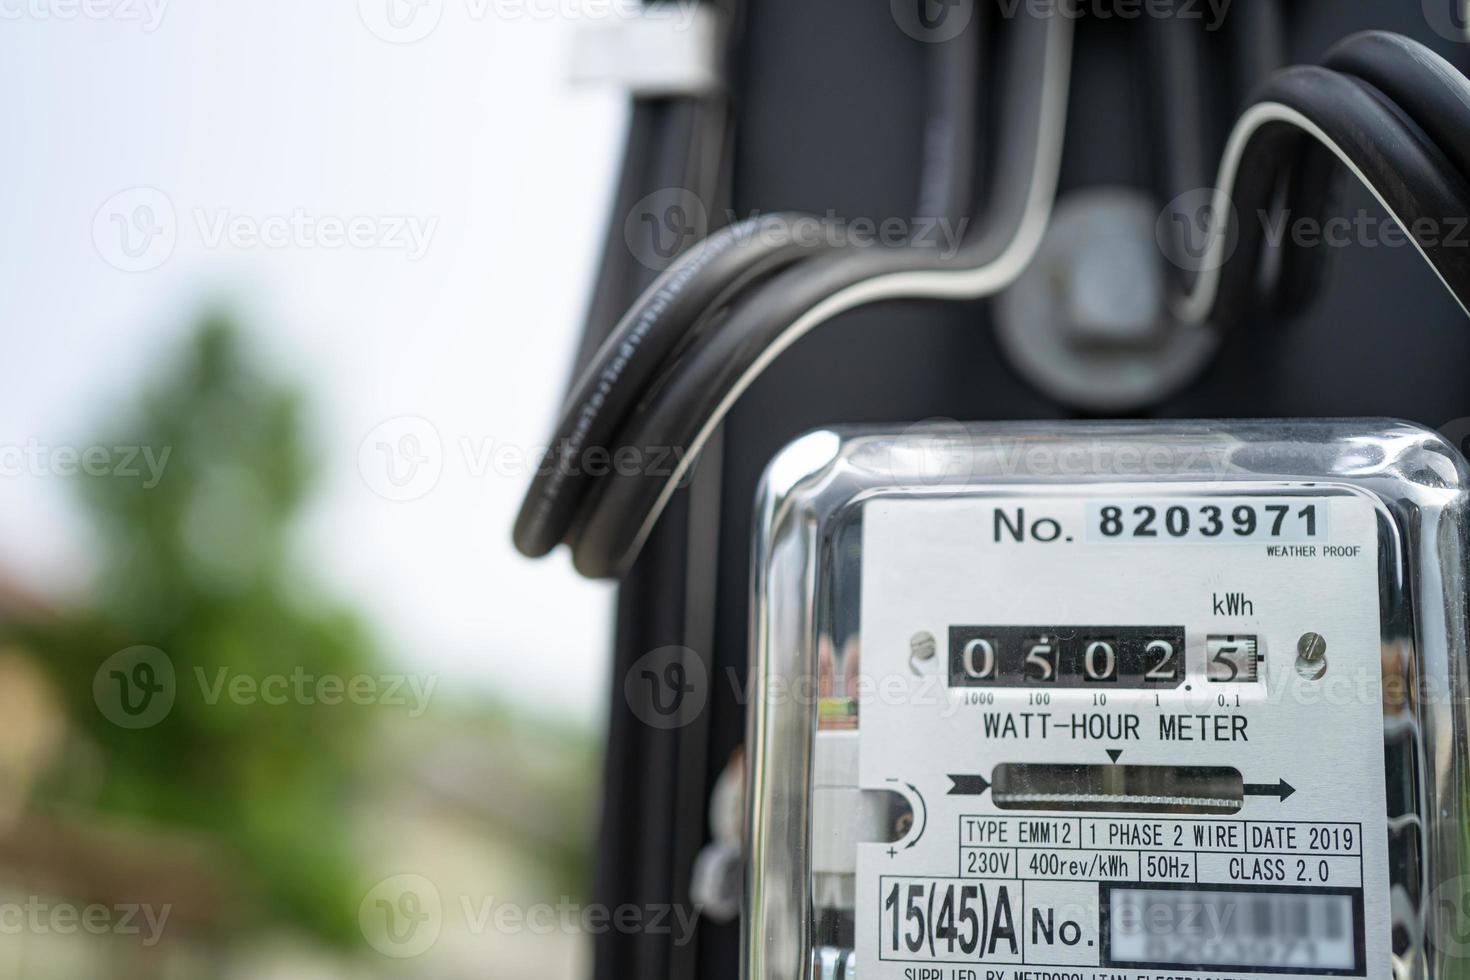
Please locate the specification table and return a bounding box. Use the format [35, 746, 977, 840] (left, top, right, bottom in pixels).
[958, 815, 1364, 888]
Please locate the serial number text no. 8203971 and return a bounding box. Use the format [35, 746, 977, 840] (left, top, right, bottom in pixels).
[1086, 501, 1325, 544]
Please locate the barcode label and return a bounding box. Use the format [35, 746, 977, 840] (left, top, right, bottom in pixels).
[1104, 885, 1364, 975]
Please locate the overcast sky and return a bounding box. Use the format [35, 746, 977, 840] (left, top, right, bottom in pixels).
[0, 1, 626, 716]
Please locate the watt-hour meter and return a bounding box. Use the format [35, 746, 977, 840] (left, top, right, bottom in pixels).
[744, 421, 1470, 980]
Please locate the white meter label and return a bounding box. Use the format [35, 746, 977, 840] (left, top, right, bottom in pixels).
[856, 491, 1389, 979]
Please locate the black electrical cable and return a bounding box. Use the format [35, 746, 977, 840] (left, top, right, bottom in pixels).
[918, 2, 982, 226]
[1153, 0, 1287, 303]
[515, 212, 828, 557]
[565, 7, 1067, 577]
[568, 0, 744, 384]
[570, 40, 1470, 579]
[1191, 64, 1470, 330]
[1225, 0, 1295, 313]
[1226, 37, 1470, 325]
[1148, 0, 1211, 287]
[1269, 31, 1470, 319]
[515, 7, 986, 558]
[1227, 0, 1286, 98]
[1267, 138, 1341, 319]
[572, 100, 719, 382]
[1324, 32, 1470, 191]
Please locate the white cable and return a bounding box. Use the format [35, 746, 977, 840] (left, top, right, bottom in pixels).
[1175, 100, 1470, 325]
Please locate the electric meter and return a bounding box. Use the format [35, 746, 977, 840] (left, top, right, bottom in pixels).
[744, 421, 1470, 980]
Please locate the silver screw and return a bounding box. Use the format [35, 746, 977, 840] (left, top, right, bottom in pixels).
[1297, 633, 1328, 662]
[910, 631, 937, 662]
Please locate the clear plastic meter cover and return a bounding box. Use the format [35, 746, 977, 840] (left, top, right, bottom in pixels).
[743, 420, 1470, 980]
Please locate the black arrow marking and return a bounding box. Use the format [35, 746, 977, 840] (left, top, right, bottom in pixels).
[1244, 779, 1296, 801]
[1106, 749, 1123, 764]
[948, 774, 990, 796]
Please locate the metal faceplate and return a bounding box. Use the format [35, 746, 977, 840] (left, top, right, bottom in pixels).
[744, 421, 1470, 980]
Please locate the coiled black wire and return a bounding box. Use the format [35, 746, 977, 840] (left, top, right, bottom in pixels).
[513, 2, 988, 558]
[514, 212, 831, 557]
[565, 7, 1069, 576]
[1270, 31, 1470, 318]
[1195, 39, 1470, 331]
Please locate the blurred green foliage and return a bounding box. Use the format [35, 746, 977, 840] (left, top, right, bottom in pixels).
[7, 314, 379, 944]
[0, 314, 603, 960]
